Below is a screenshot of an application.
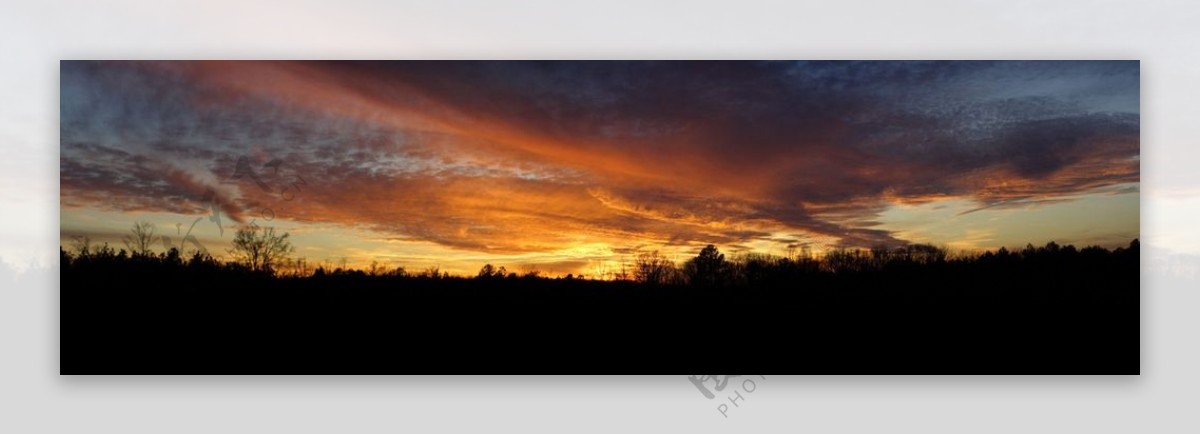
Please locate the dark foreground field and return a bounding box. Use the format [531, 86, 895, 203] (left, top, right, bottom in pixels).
[61, 241, 1139, 374]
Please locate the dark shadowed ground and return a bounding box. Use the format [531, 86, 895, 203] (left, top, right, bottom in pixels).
[60, 241, 1139, 374]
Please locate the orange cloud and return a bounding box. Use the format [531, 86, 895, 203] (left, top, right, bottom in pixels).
[60, 61, 1140, 263]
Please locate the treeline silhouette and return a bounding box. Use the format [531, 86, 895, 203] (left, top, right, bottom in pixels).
[61, 227, 1140, 375]
[62, 234, 1137, 287]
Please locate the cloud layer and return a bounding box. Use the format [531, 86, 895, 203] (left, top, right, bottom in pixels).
[60, 61, 1140, 256]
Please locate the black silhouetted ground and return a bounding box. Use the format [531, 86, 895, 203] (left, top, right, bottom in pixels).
[60, 241, 1139, 374]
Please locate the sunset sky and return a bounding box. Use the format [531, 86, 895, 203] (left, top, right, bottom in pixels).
[59, 61, 1139, 277]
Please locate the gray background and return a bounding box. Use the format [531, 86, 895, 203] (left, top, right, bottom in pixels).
[1, 0, 1198, 432]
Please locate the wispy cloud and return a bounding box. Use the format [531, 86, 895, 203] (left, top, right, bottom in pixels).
[60, 61, 1140, 261]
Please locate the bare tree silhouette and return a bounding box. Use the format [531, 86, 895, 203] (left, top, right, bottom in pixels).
[123, 221, 157, 257]
[227, 225, 293, 273]
[634, 250, 676, 285]
[70, 235, 93, 256]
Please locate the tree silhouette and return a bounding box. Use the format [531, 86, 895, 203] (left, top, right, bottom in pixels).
[70, 235, 93, 256]
[227, 225, 293, 273]
[634, 250, 676, 285]
[60, 237, 1142, 374]
[477, 264, 508, 279]
[123, 221, 157, 257]
[420, 265, 442, 278]
[684, 244, 728, 286]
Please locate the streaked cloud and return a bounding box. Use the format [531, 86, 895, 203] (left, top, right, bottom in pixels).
[59, 61, 1140, 272]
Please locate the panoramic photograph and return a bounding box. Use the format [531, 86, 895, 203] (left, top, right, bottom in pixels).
[59, 60, 1140, 374]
